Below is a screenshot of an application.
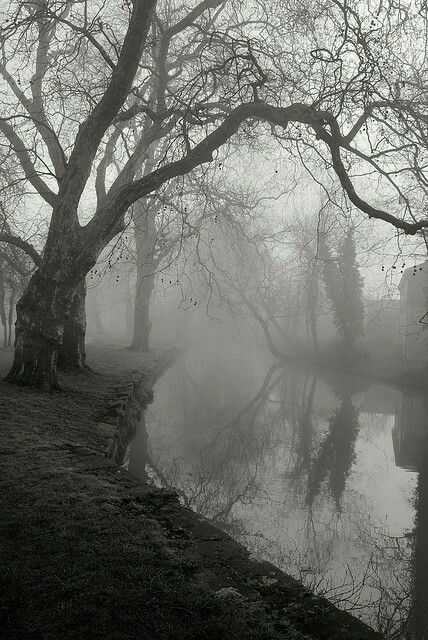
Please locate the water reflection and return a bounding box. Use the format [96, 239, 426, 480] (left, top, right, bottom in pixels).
[126, 344, 428, 638]
[411, 460, 428, 640]
[396, 394, 428, 639]
[306, 380, 366, 513]
[127, 411, 149, 482]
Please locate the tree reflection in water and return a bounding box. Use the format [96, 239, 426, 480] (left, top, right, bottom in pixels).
[126, 348, 428, 638]
[306, 388, 360, 512]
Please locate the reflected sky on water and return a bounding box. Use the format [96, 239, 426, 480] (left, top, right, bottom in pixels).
[126, 343, 428, 638]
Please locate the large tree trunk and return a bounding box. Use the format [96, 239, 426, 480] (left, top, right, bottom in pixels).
[0, 269, 7, 348]
[130, 270, 155, 351]
[309, 307, 319, 354]
[94, 295, 106, 337]
[307, 267, 319, 355]
[7, 283, 16, 347]
[87, 286, 106, 341]
[4, 0, 157, 389]
[58, 280, 87, 371]
[5, 264, 85, 389]
[124, 272, 134, 344]
[129, 201, 157, 352]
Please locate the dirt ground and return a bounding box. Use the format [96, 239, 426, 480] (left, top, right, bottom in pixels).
[0, 345, 382, 640]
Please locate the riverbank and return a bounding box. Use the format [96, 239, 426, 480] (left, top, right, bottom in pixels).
[0, 346, 382, 639]
[278, 350, 428, 391]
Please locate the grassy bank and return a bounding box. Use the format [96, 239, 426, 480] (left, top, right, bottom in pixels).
[0, 346, 381, 640]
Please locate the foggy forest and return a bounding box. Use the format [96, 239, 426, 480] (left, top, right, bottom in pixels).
[2, 1, 428, 639]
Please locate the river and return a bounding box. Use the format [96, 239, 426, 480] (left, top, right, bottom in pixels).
[124, 342, 428, 638]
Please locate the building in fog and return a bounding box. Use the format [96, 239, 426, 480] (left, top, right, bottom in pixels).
[393, 393, 428, 471]
[392, 392, 428, 638]
[364, 298, 400, 363]
[398, 261, 428, 367]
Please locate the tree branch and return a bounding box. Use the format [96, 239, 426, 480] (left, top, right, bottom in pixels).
[95, 126, 123, 207]
[313, 118, 428, 235]
[165, 0, 224, 39]
[0, 21, 66, 179]
[0, 247, 29, 279]
[0, 232, 42, 266]
[59, 0, 157, 210]
[46, 13, 116, 71]
[82, 100, 428, 256]
[0, 119, 58, 207]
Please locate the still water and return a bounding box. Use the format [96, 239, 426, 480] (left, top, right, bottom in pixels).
[125, 343, 428, 638]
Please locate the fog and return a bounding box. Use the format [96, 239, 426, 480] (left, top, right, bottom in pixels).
[2, 1, 428, 638]
[79, 173, 428, 637]
[60, 114, 428, 639]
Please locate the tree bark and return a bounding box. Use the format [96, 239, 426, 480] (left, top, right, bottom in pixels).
[58, 280, 87, 371]
[0, 265, 7, 348]
[309, 307, 319, 354]
[124, 273, 134, 344]
[129, 201, 157, 352]
[7, 284, 16, 347]
[93, 292, 106, 339]
[86, 286, 107, 341]
[130, 271, 155, 351]
[5, 265, 85, 389]
[4, 1, 157, 389]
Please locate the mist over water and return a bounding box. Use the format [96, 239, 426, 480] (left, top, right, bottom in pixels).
[123, 341, 428, 636]
[53, 193, 428, 638]
[4, 3, 428, 639]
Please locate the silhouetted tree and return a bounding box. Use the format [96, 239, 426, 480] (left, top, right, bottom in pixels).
[319, 227, 364, 352]
[3, 1, 428, 388]
[306, 389, 359, 512]
[337, 228, 365, 347]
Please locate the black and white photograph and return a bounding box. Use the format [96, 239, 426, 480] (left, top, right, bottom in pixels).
[1, 1, 428, 638]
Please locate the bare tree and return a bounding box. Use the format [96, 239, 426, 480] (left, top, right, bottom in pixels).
[319, 226, 365, 356]
[2, 0, 428, 388]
